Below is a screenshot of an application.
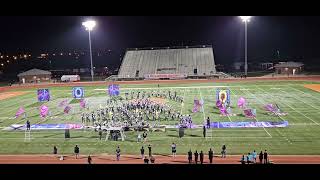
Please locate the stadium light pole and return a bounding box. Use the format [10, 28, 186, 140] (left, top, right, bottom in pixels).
[239, 16, 251, 76]
[82, 20, 96, 81]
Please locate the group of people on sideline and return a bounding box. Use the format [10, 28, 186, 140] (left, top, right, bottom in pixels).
[240, 150, 270, 164]
[51, 144, 270, 164]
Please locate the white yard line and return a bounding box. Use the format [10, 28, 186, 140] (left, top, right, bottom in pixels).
[289, 84, 320, 102]
[259, 86, 320, 126]
[197, 88, 206, 122]
[0, 136, 273, 140]
[257, 86, 320, 133]
[238, 87, 272, 138]
[280, 90, 320, 112]
[290, 123, 318, 126]
[180, 89, 186, 114]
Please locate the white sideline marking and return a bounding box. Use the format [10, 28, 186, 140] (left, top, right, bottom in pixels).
[180, 89, 186, 114]
[280, 90, 320, 112]
[0, 136, 272, 140]
[198, 88, 206, 122]
[290, 84, 320, 102]
[267, 89, 320, 126]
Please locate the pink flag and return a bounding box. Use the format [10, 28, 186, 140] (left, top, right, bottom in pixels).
[238, 97, 246, 108]
[216, 100, 222, 108]
[64, 106, 72, 114]
[40, 105, 49, 118]
[220, 107, 228, 116]
[58, 99, 68, 107]
[15, 107, 25, 118]
[80, 99, 86, 108]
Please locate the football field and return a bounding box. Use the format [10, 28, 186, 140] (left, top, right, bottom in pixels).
[0, 80, 320, 155]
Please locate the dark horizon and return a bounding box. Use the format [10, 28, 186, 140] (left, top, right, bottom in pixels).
[1, 16, 320, 67]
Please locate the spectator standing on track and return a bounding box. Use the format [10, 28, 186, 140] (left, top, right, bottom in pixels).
[188, 149, 192, 164]
[74, 145, 80, 159]
[194, 150, 199, 164]
[252, 150, 257, 163]
[247, 153, 251, 164]
[264, 150, 268, 164]
[200, 151, 204, 164]
[171, 143, 177, 157]
[148, 144, 152, 157]
[203, 126, 206, 138]
[150, 156, 155, 164]
[116, 146, 121, 161]
[221, 145, 226, 158]
[144, 156, 149, 164]
[140, 146, 145, 159]
[259, 151, 263, 164]
[208, 148, 214, 164]
[241, 155, 245, 164]
[88, 155, 92, 164]
[53, 146, 58, 155]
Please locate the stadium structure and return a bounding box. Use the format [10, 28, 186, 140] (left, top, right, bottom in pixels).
[109, 45, 228, 81]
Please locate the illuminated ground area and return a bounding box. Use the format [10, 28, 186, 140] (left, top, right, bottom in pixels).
[0, 80, 320, 155]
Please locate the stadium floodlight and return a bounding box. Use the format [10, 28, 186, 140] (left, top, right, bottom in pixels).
[82, 20, 96, 31]
[239, 16, 252, 76]
[239, 16, 251, 22]
[82, 20, 96, 81]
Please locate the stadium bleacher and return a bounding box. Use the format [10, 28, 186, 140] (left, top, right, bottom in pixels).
[118, 46, 217, 80]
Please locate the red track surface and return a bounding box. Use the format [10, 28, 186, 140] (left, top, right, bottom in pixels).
[0, 155, 320, 164]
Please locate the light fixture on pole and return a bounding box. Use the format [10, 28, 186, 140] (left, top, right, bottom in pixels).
[239, 16, 252, 76]
[82, 20, 96, 81]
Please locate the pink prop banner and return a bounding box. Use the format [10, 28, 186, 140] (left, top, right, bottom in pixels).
[39, 105, 49, 118]
[15, 107, 25, 118]
[64, 106, 72, 114]
[80, 99, 86, 108]
[238, 97, 246, 108]
[58, 99, 69, 108]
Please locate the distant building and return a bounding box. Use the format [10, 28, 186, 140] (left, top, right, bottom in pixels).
[233, 62, 244, 71]
[274, 62, 304, 75]
[17, 68, 51, 84]
[260, 62, 274, 70]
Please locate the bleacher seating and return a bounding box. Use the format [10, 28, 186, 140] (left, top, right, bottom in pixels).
[118, 46, 216, 79]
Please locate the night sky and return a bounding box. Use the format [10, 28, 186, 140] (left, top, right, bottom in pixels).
[1, 16, 320, 65]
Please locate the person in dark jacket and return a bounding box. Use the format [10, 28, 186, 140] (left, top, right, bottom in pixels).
[148, 144, 152, 157]
[263, 150, 268, 164]
[188, 149, 192, 164]
[203, 126, 206, 138]
[144, 156, 149, 164]
[221, 145, 226, 158]
[206, 117, 210, 128]
[53, 146, 58, 155]
[194, 150, 199, 164]
[74, 145, 80, 159]
[208, 148, 214, 164]
[200, 151, 204, 164]
[88, 155, 92, 164]
[140, 146, 145, 159]
[259, 151, 263, 164]
[241, 155, 245, 164]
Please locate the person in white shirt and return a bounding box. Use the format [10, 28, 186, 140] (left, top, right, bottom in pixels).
[137, 133, 141, 142]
